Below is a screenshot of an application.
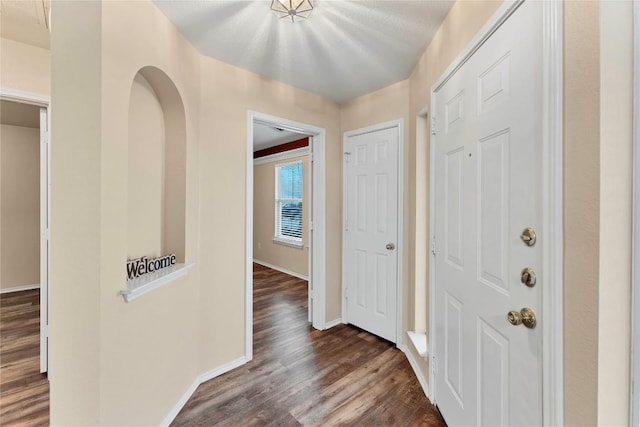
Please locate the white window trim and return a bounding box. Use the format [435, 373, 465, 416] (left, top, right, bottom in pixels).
[272, 236, 304, 249]
[274, 161, 303, 245]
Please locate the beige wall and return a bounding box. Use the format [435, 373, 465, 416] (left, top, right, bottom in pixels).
[127, 73, 165, 259]
[564, 2, 600, 424]
[50, 0, 341, 424]
[0, 123, 39, 290]
[51, 1, 201, 425]
[197, 55, 342, 371]
[0, 37, 50, 95]
[50, 2, 102, 423]
[254, 155, 310, 277]
[597, 1, 634, 424]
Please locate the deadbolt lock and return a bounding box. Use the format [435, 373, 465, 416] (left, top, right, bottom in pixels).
[521, 268, 536, 287]
[520, 228, 537, 246]
[507, 307, 537, 329]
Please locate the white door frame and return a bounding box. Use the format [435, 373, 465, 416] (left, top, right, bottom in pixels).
[631, 1, 640, 425]
[341, 119, 404, 345]
[0, 87, 51, 374]
[427, 1, 564, 425]
[245, 111, 327, 360]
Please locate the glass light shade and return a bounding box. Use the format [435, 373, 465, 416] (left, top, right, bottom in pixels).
[271, 0, 313, 23]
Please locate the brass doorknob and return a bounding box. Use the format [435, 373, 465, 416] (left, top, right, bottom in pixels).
[521, 268, 536, 287]
[507, 307, 536, 329]
[520, 228, 536, 246]
[386, 243, 395, 250]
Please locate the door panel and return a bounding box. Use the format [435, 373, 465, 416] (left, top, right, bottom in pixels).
[434, 2, 542, 426]
[344, 126, 399, 343]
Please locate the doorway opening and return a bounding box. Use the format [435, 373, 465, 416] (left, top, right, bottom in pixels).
[0, 89, 50, 376]
[245, 111, 326, 360]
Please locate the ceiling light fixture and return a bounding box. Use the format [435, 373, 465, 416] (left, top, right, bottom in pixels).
[270, 0, 313, 23]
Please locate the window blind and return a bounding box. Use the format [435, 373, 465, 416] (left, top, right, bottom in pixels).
[275, 162, 303, 242]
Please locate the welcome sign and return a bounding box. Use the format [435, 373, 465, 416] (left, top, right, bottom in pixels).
[127, 254, 177, 280]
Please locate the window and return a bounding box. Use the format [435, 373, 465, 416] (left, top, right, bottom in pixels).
[274, 162, 303, 247]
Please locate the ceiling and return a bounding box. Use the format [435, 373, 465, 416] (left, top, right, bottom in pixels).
[153, 0, 455, 104]
[0, 0, 455, 104]
[253, 121, 308, 151]
[0, 0, 456, 149]
[0, 0, 50, 49]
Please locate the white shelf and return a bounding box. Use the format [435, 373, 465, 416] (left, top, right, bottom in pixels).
[120, 263, 194, 303]
[407, 331, 428, 359]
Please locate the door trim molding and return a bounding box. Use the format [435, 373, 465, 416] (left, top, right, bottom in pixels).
[0, 87, 49, 107]
[341, 119, 404, 344]
[246, 111, 327, 360]
[427, 1, 564, 424]
[631, 1, 640, 425]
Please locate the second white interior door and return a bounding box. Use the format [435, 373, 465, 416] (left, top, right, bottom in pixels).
[344, 125, 399, 343]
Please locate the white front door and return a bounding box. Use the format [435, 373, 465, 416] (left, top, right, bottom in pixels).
[344, 124, 399, 343]
[433, 2, 542, 425]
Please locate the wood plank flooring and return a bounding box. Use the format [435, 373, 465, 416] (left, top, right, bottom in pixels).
[172, 264, 446, 426]
[0, 267, 446, 426]
[0, 289, 49, 426]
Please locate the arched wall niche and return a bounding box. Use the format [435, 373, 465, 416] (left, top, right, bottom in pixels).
[127, 66, 186, 264]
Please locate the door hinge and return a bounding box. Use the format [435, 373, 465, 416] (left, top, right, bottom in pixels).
[42, 228, 50, 240]
[344, 151, 351, 163]
[432, 355, 438, 374]
[431, 116, 437, 136]
[42, 324, 49, 338]
[309, 221, 313, 231]
[431, 236, 436, 256]
[344, 287, 348, 300]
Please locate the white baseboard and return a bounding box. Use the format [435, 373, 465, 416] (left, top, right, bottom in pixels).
[160, 356, 248, 427]
[399, 343, 431, 401]
[253, 259, 309, 281]
[0, 284, 40, 294]
[323, 318, 343, 329]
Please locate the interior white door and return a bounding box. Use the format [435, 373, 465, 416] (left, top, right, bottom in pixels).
[344, 126, 399, 343]
[433, 2, 542, 425]
[39, 106, 49, 373]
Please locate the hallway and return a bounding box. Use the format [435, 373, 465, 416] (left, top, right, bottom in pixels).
[171, 264, 445, 426]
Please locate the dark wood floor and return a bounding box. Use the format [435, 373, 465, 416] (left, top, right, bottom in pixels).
[0, 267, 445, 426]
[172, 264, 445, 426]
[0, 289, 49, 426]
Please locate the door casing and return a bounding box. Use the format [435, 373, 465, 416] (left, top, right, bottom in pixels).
[341, 119, 404, 345]
[427, 1, 564, 425]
